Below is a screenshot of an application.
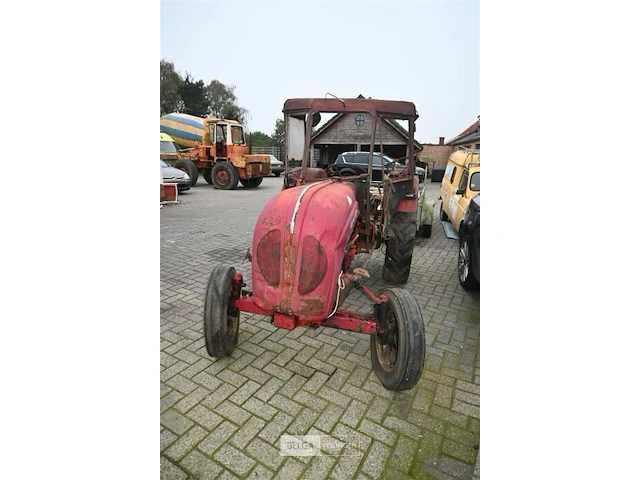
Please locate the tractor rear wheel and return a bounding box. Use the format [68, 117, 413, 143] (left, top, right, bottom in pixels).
[204, 266, 240, 357]
[174, 159, 199, 187]
[239, 177, 263, 188]
[212, 162, 239, 190]
[383, 212, 416, 284]
[203, 170, 213, 185]
[370, 288, 425, 390]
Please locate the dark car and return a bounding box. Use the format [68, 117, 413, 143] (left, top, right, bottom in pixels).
[458, 194, 480, 290]
[329, 151, 426, 182]
[269, 155, 285, 177]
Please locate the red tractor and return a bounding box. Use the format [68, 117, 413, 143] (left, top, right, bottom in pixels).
[204, 96, 426, 390]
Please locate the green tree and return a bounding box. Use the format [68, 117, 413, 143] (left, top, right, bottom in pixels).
[248, 131, 273, 147]
[272, 119, 284, 144]
[160, 59, 184, 115]
[205, 80, 248, 124]
[179, 74, 209, 117]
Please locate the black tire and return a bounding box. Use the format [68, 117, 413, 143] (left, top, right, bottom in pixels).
[204, 266, 240, 357]
[370, 288, 425, 390]
[174, 159, 199, 187]
[458, 235, 480, 290]
[203, 170, 213, 185]
[439, 202, 448, 222]
[418, 224, 432, 238]
[341, 168, 357, 176]
[239, 177, 263, 188]
[383, 212, 416, 284]
[212, 162, 239, 190]
[273, 172, 281, 177]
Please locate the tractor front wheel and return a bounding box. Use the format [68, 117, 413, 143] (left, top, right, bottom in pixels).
[383, 212, 416, 284]
[212, 162, 239, 190]
[370, 288, 425, 390]
[204, 266, 240, 357]
[203, 170, 213, 185]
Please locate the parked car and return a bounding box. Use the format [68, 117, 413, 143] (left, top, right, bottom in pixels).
[458, 194, 480, 290]
[269, 155, 285, 177]
[329, 151, 426, 182]
[439, 148, 480, 232]
[160, 159, 191, 192]
[416, 183, 435, 237]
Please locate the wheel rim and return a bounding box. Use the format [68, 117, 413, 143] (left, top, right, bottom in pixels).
[375, 313, 398, 372]
[458, 240, 470, 282]
[216, 168, 230, 185]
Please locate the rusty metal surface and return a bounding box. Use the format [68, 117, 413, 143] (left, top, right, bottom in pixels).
[283, 97, 418, 120]
[321, 309, 377, 334]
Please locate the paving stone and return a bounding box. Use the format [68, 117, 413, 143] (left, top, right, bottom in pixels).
[302, 455, 337, 480]
[253, 377, 285, 402]
[264, 363, 294, 381]
[160, 456, 189, 480]
[217, 369, 249, 388]
[284, 360, 316, 378]
[161, 390, 184, 414]
[258, 411, 294, 444]
[360, 440, 391, 478]
[357, 418, 397, 447]
[429, 404, 469, 429]
[274, 457, 305, 479]
[243, 397, 278, 421]
[215, 400, 252, 425]
[267, 393, 303, 416]
[287, 407, 319, 435]
[198, 420, 238, 455]
[248, 463, 275, 480]
[340, 399, 367, 429]
[388, 435, 418, 473]
[185, 404, 223, 431]
[240, 365, 273, 386]
[164, 425, 208, 461]
[246, 437, 285, 471]
[434, 384, 454, 408]
[161, 428, 178, 452]
[442, 438, 478, 464]
[314, 403, 345, 434]
[294, 390, 329, 411]
[192, 371, 222, 390]
[452, 399, 480, 419]
[200, 382, 236, 409]
[214, 444, 256, 477]
[303, 371, 330, 394]
[174, 386, 209, 414]
[161, 409, 195, 436]
[229, 379, 261, 405]
[455, 389, 480, 407]
[383, 416, 423, 441]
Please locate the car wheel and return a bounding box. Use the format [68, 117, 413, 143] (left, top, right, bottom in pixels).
[212, 162, 239, 190]
[458, 235, 479, 290]
[174, 159, 199, 187]
[370, 288, 425, 390]
[203, 170, 213, 185]
[239, 177, 263, 188]
[204, 266, 240, 357]
[439, 202, 448, 222]
[341, 168, 357, 176]
[273, 172, 281, 177]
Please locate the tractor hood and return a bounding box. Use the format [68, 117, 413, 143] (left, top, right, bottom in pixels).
[251, 180, 359, 322]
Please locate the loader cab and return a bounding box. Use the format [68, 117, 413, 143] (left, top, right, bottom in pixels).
[206, 121, 248, 158]
[160, 132, 179, 162]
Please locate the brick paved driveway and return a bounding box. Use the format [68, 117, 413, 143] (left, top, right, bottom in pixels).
[161, 176, 480, 479]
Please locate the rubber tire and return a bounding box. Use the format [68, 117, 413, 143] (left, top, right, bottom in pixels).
[273, 172, 281, 177]
[458, 235, 480, 291]
[341, 168, 357, 176]
[239, 177, 263, 188]
[439, 202, 448, 222]
[370, 288, 426, 390]
[174, 159, 199, 187]
[212, 162, 239, 190]
[203, 170, 213, 185]
[418, 224, 432, 238]
[204, 266, 240, 357]
[383, 212, 416, 284]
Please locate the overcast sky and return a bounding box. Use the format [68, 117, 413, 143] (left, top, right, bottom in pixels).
[160, 0, 479, 144]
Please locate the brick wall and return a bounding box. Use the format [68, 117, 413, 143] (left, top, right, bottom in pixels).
[417, 144, 455, 171]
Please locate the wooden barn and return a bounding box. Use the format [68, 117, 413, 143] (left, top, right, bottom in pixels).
[310, 111, 423, 168]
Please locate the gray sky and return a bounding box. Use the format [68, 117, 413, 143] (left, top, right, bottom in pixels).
[160, 0, 479, 144]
